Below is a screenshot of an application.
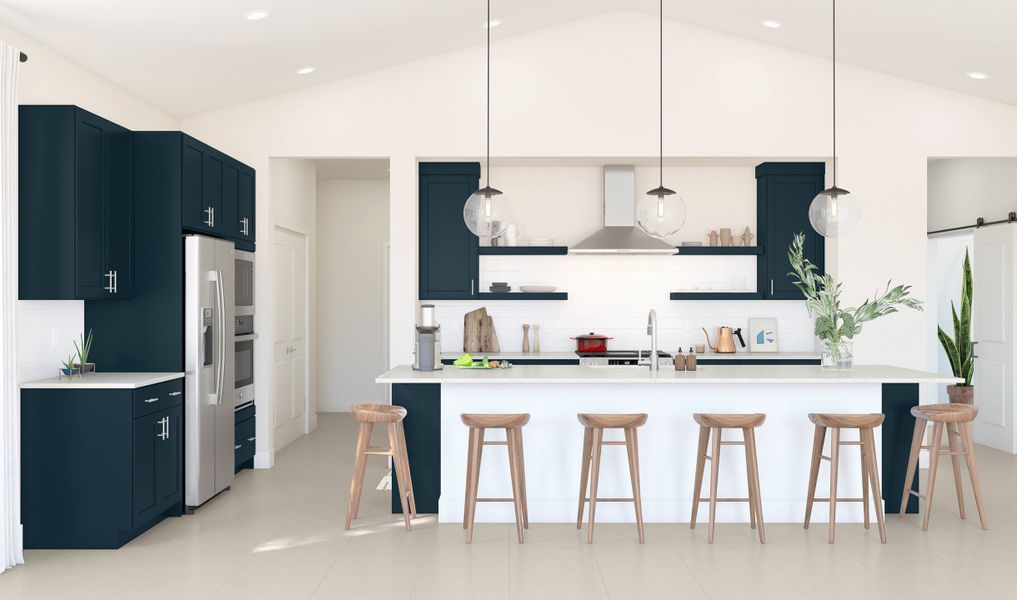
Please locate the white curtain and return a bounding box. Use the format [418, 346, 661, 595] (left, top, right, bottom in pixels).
[0, 41, 23, 573]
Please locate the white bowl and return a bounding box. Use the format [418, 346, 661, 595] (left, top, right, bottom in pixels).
[520, 286, 557, 293]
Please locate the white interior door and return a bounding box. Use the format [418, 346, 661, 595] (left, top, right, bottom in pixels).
[972, 224, 1017, 453]
[274, 227, 308, 451]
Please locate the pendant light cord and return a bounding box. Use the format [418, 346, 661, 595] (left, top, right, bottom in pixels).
[659, 0, 663, 189]
[486, 0, 491, 188]
[832, 0, 837, 187]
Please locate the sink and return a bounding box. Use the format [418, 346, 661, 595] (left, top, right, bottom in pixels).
[583, 364, 650, 370]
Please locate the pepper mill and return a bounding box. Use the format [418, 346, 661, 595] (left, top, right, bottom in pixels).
[533, 324, 541, 353]
[522, 324, 530, 353]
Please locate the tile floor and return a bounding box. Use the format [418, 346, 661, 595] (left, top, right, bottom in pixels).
[1, 413, 1016, 600]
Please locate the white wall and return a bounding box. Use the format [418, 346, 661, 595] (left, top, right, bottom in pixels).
[3, 23, 178, 383]
[316, 177, 390, 412]
[928, 159, 1017, 233]
[264, 158, 317, 460]
[178, 12, 1017, 459]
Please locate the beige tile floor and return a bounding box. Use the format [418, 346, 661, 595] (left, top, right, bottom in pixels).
[2, 413, 1016, 600]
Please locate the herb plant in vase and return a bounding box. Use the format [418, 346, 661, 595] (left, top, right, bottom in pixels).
[937, 249, 974, 404]
[788, 233, 924, 369]
[60, 354, 79, 379]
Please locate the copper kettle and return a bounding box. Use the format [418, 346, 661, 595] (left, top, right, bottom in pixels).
[702, 327, 745, 353]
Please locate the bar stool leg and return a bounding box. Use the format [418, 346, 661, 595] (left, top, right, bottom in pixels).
[959, 421, 988, 529]
[690, 425, 709, 529]
[576, 427, 593, 529]
[513, 428, 529, 529]
[388, 423, 412, 531]
[707, 427, 722, 544]
[804, 425, 826, 529]
[828, 427, 840, 544]
[923, 422, 944, 531]
[506, 427, 525, 543]
[345, 422, 373, 530]
[586, 427, 604, 544]
[465, 428, 485, 543]
[624, 427, 645, 544]
[745, 427, 765, 543]
[862, 427, 887, 543]
[946, 422, 967, 519]
[463, 426, 476, 528]
[742, 428, 756, 531]
[899, 417, 925, 517]
[395, 421, 416, 518]
[859, 430, 870, 530]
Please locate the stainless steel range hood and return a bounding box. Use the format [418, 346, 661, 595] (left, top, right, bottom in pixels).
[569, 165, 676, 255]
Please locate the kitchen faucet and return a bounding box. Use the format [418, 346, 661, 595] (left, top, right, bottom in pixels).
[646, 309, 659, 372]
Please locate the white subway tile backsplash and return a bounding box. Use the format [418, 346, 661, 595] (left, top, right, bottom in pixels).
[17, 300, 85, 383]
[433, 255, 816, 354]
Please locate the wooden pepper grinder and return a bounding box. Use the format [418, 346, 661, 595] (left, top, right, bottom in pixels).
[522, 324, 530, 353]
[533, 324, 540, 353]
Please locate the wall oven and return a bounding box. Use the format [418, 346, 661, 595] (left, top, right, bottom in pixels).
[234, 249, 256, 409]
[235, 250, 255, 317]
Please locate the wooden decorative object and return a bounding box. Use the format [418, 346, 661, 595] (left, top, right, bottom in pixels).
[480, 316, 500, 353]
[522, 324, 530, 353]
[719, 228, 733, 247]
[741, 226, 755, 247]
[464, 307, 487, 353]
[533, 325, 541, 353]
[708, 230, 719, 246]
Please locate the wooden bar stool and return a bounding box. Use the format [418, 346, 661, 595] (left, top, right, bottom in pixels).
[899, 403, 986, 530]
[690, 413, 766, 544]
[576, 413, 648, 544]
[345, 403, 416, 531]
[461, 413, 530, 544]
[805, 413, 886, 544]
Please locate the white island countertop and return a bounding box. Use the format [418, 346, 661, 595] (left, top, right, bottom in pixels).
[21, 372, 185, 390]
[440, 351, 821, 361]
[378, 364, 959, 385]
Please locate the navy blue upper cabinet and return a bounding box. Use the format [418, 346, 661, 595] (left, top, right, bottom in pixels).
[756, 162, 826, 300]
[419, 162, 481, 299]
[180, 134, 255, 248]
[20, 106, 133, 300]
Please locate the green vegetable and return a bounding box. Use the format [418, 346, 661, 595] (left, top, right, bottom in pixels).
[482, 356, 489, 367]
[454, 353, 473, 367]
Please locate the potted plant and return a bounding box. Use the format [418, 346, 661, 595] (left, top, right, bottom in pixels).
[60, 354, 79, 379]
[937, 249, 974, 403]
[788, 232, 924, 368]
[73, 329, 95, 375]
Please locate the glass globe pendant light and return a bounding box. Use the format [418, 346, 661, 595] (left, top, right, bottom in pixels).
[637, 0, 685, 240]
[809, 0, 860, 238]
[463, 0, 511, 238]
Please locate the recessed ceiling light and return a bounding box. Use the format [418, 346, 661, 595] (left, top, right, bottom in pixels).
[482, 19, 501, 28]
[967, 71, 988, 80]
[245, 9, 270, 21]
[297, 66, 316, 75]
[761, 19, 782, 29]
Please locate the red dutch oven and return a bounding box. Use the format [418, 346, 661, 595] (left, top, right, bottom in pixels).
[571, 332, 613, 353]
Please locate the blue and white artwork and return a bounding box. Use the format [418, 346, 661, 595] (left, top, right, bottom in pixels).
[748, 318, 778, 352]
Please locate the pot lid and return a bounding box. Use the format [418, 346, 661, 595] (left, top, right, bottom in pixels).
[573, 332, 612, 340]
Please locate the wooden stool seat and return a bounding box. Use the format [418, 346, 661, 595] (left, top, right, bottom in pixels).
[462, 413, 530, 544]
[345, 403, 415, 531]
[805, 412, 886, 544]
[693, 413, 766, 429]
[690, 413, 766, 543]
[461, 413, 531, 429]
[576, 413, 647, 544]
[808, 413, 884, 429]
[350, 403, 407, 423]
[910, 403, 979, 423]
[900, 402, 986, 531]
[577, 413, 647, 429]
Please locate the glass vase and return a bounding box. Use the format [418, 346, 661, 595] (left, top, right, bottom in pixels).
[821, 339, 853, 369]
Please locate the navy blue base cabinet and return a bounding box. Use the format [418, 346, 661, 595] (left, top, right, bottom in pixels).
[235, 403, 256, 472]
[21, 378, 184, 549]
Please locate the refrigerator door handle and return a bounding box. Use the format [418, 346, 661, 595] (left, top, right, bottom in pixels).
[215, 269, 227, 406]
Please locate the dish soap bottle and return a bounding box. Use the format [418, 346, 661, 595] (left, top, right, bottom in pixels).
[674, 348, 686, 371]
[685, 347, 698, 371]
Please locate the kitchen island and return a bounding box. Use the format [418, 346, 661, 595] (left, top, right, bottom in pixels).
[376, 364, 958, 524]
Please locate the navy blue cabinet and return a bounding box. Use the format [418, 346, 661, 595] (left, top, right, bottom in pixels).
[234, 403, 256, 472]
[756, 163, 826, 300]
[419, 162, 481, 299]
[179, 134, 256, 248]
[20, 106, 133, 299]
[21, 378, 184, 549]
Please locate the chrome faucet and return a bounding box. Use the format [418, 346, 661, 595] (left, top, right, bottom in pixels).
[646, 309, 659, 372]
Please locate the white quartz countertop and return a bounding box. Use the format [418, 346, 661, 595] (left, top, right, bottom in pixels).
[378, 364, 959, 385]
[20, 372, 185, 390]
[440, 351, 820, 361]
[441, 352, 579, 361]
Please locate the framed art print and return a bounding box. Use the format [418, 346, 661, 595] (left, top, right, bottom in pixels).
[748, 318, 778, 352]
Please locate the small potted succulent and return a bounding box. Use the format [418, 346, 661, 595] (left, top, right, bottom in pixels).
[788, 233, 924, 368]
[937, 249, 974, 404]
[73, 329, 95, 375]
[60, 354, 79, 379]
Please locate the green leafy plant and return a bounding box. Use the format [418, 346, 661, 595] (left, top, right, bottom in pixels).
[61, 354, 77, 373]
[937, 249, 973, 386]
[74, 329, 94, 367]
[788, 232, 924, 363]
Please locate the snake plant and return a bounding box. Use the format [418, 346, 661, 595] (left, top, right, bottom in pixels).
[74, 328, 94, 367]
[937, 248, 973, 386]
[788, 232, 923, 363]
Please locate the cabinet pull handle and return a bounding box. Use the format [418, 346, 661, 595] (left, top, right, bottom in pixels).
[234, 444, 242, 450]
[113, 270, 118, 294]
[770, 279, 774, 295]
[246, 437, 256, 442]
[205, 206, 214, 227]
[144, 397, 159, 403]
[470, 279, 475, 296]
[168, 391, 182, 397]
[211, 207, 215, 227]
[105, 271, 115, 293]
[241, 217, 249, 236]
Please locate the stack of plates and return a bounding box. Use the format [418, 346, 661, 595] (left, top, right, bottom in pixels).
[528, 238, 555, 246]
[490, 282, 511, 293]
[520, 286, 556, 293]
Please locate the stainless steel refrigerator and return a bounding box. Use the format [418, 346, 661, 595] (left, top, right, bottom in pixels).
[184, 235, 236, 509]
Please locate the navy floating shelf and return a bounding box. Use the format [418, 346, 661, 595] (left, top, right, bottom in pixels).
[670, 292, 764, 301]
[673, 246, 764, 255]
[478, 246, 569, 255]
[476, 292, 569, 300]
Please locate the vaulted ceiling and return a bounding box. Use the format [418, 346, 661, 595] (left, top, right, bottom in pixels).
[0, 0, 1012, 117]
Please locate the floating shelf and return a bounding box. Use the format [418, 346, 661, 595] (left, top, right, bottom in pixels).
[476, 292, 569, 301]
[670, 292, 764, 301]
[673, 246, 764, 255]
[479, 246, 569, 255]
